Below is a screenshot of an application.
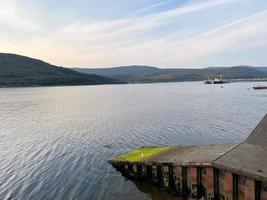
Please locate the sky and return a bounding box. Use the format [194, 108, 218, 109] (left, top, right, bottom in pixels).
[0, 0, 267, 68]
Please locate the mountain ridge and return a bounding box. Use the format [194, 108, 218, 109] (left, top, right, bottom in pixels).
[73, 65, 267, 83]
[1, 52, 266, 87]
[0, 53, 121, 87]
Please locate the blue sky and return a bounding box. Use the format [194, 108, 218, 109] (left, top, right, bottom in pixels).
[0, 0, 267, 68]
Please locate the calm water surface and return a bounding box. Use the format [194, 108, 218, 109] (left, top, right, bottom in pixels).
[0, 82, 267, 200]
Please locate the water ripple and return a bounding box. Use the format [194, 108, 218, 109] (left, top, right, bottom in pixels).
[0, 82, 266, 200]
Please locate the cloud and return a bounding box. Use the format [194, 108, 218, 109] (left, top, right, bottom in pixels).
[129, 9, 267, 67]
[173, 10, 267, 63]
[50, 0, 237, 52]
[0, 0, 266, 67]
[132, 0, 175, 15]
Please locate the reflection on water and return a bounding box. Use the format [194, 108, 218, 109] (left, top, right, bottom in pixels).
[0, 82, 266, 200]
[129, 179, 181, 200]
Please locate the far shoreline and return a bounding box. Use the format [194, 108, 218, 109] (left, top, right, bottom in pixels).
[1, 79, 267, 89]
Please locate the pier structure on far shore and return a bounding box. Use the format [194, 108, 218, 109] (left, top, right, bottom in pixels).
[109, 114, 267, 200]
[227, 78, 267, 83]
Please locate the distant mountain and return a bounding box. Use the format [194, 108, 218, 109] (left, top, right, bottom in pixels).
[73, 65, 160, 82]
[2, 53, 265, 87]
[255, 67, 267, 73]
[0, 53, 121, 87]
[73, 65, 267, 83]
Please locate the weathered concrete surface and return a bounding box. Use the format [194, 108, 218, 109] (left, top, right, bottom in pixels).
[109, 144, 237, 167]
[245, 114, 267, 146]
[109, 147, 172, 163]
[146, 144, 237, 166]
[214, 114, 267, 182]
[214, 143, 267, 182]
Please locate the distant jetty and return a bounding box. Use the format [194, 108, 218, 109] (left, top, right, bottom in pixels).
[205, 78, 267, 84]
[227, 78, 267, 83]
[109, 114, 267, 200]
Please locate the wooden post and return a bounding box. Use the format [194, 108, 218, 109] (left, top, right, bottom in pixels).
[202, 167, 214, 200]
[163, 165, 169, 188]
[261, 182, 267, 200]
[152, 165, 157, 183]
[238, 176, 255, 200]
[219, 170, 233, 200]
[191, 167, 198, 199]
[174, 166, 183, 195]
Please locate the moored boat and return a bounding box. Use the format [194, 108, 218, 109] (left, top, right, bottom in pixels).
[213, 78, 230, 84]
[204, 80, 212, 84]
[253, 86, 267, 89]
[204, 78, 230, 84]
[204, 74, 230, 84]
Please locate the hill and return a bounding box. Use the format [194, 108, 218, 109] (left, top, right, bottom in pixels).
[255, 67, 267, 73]
[0, 53, 120, 87]
[73, 66, 160, 82]
[73, 65, 267, 83]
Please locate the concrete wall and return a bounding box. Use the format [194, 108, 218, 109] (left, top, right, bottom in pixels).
[118, 163, 267, 200]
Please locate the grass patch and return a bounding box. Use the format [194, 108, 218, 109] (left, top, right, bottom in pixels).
[113, 147, 171, 162]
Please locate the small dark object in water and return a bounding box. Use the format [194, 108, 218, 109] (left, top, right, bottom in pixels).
[103, 144, 112, 149]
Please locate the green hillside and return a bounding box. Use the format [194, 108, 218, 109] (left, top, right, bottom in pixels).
[73, 65, 160, 82]
[73, 65, 267, 83]
[0, 53, 120, 87]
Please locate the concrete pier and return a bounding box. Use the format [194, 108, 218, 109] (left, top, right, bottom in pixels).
[109, 114, 267, 200]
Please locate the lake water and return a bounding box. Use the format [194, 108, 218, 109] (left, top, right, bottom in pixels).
[0, 82, 267, 200]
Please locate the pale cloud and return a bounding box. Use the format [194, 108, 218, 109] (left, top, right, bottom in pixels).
[113, 9, 267, 67]
[162, 10, 267, 64]
[58, 0, 236, 45]
[0, 1, 41, 33]
[0, 0, 266, 67]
